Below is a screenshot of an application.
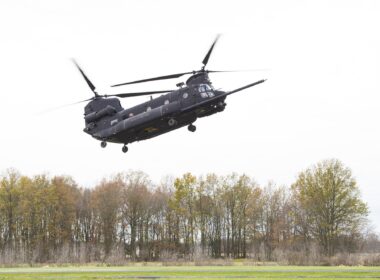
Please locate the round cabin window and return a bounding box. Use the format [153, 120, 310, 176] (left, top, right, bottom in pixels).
[183, 92, 188, 99]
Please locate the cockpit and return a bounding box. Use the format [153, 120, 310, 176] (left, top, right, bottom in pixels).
[197, 84, 215, 98]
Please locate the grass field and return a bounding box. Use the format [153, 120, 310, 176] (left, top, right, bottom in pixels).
[0, 265, 380, 279]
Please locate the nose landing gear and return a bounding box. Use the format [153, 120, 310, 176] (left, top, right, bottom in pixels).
[101, 141, 107, 148]
[122, 145, 128, 153]
[188, 124, 196, 132]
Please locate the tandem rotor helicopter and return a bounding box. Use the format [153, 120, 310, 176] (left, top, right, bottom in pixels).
[73, 36, 266, 153]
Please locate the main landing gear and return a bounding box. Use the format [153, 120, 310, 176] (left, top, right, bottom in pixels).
[188, 124, 196, 132]
[101, 141, 128, 153]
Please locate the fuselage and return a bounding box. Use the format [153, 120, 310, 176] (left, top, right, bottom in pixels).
[83, 73, 227, 145]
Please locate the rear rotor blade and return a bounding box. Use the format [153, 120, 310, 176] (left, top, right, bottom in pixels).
[202, 34, 221, 68]
[36, 97, 94, 115]
[106, 90, 174, 98]
[52, 96, 95, 109]
[66, 97, 95, 105]
[111, 72, 193, 87]
[72, 59, 98, 96]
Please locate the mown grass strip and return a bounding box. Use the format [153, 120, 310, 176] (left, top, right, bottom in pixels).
[0, 266, 380, 280]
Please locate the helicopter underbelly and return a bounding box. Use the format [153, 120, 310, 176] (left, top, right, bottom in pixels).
[105, 111, 197, 144]
[93, 99, 225, 144]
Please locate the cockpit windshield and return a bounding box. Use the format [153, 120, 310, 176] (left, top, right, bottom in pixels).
[198, 84, 215, 98]
[198, 84, 213, 92]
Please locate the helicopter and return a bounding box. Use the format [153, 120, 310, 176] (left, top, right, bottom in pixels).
[73, 36, 266, 153]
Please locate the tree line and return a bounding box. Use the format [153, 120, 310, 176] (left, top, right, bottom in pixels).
[0, 159, 377, 264]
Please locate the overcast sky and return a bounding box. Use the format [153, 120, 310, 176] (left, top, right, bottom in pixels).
[1, 0, 379, 231]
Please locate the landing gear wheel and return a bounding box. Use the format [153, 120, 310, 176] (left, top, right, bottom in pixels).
[168, 118, 177, 127]
[100, 141, 107, 148]
[188, 124, 196, 132]
[122, 145, 128, 153]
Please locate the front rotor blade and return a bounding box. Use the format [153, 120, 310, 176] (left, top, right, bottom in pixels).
[202, 34, 221, 68]
[227, 79, 267, 96]
[71, 59, 98, 96]
[207, 69, 270, 74]
[111, 72, 193, 87]
[107, 90, 174, 98]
